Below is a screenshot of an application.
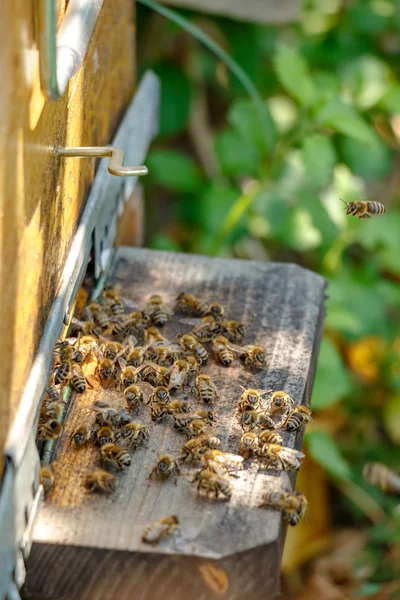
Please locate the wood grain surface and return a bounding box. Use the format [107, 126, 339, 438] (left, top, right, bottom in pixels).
[26, 248, 325, 600]
[0, 0, 135, 476]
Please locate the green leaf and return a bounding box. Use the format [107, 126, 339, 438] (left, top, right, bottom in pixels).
[228, 98, 276, 153]
[199, 183, 240, 234]
[379, 84, 400, 113]
[317, 98, 377, 145]
[149, 234, 181, 252]
[383, 394, 400, 444]
[152, 62, 190, 137]
[339, 55, 392, 110]
[339, 135, 392, 180]
[298, 191, 339, 248]
[355, 583, 383, 597]
[306, 430, 351, 480]
[273, 45, 315, 106]
[302, 134, 336, 188]
[147, 150, 203, 193]
[311, 337, 352, 409]
[215, 129, 261, 177]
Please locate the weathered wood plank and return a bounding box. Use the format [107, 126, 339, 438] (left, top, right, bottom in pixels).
[25, 248, 325, 599]
[0, 0, 135, 476]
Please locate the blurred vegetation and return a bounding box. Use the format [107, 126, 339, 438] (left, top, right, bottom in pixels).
[137, 0, 400, 596]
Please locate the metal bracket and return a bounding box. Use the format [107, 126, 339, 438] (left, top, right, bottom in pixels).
[0, 70, 160, 599]
[56, 146, 148, 177]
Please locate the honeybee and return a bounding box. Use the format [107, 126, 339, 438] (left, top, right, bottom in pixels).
[148, 386, 171, 406]
[44, 384, 60, 404]
[175, 292, 210, 316]
[54, 339, 76, 363]
[340, 198, 386, 219]
[40, 464, 55, 493]
[53, 359, 72, 386]
[167, 359, 190, 391]
[190, 316, 221, 341]
[97, 356, 118, 382]
[264, 391, 295, 415]
[100, 443, 131, 470]
[186, 355, 201, 382]
[73, 335, 99, 363]
[124, 385, 144, 411]
[185, 418, 210, 438]
[88, 302, 110, 329]
[101, 341, 125, 361]
[126, 346, 146, 368]
[206, 303, 225, 321]
[146, 295, 173, 327]
[120, 364, 141, 388]
[363, 462, 400, 494]
[239, 432, 259, 458]
[71, 424, 92, 448]
[221, 319, 246, 342]
[37, 419, 62, 440]
[259, 444, 304, 471]
[150, 404, 169, 422]
[238, 388, 267, 412]
[194, 374, 219, 404]
[193, 469, 232, 500]
[85, 469, 118, 494]
[149, 455, 181, 481]
[197, 448, 244, 471]
[146, 345, 177, 367]
[41, 387, 62, 420]
[281, 405, 313, 431]
[102, 284, 125, 317]
[173, 410, 214, 432]
[178, 334, 208, 365]
[69, 318, 102, 338]
[97, 425, 115, 446]
[118, 408, 133, 426]
[141, 363, 170, 387]
[144, 326, 165, 346]
[166, 400, 191, 414]
[113, 311, 149, 336]
[116, 422, 150, 449]
[142, 515, 180, 545]
[257, 429, 283, 446]
[239, 345, 267, 369]
[70, 364, 89, 393]
[180, 433, 221, 461]
[239, 410, 276, 431]
[212, 336, 235, 367]
[283, 491, 308, 526]
[93, 404, 121, 428]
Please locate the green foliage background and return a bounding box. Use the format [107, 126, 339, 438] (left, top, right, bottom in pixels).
[137, 0, 400, 592]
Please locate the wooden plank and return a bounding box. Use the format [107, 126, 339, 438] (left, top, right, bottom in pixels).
[158, 0, 301, 24]
[0, 0, 135, 476]
[26, 248, 325, 599]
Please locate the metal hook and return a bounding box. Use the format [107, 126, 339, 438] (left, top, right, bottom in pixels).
[56, 146, 148, 177]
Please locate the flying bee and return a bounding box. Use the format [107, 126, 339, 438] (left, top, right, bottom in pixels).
[238, 388, 268, 412]
[93, 404, 121, 428]
[71, 424, 92, 448]
[197, 448, 244, 471]
[212, 336, 235, 367]
[190, 316, 221, 342]
[283, 491, 308, 526]
[363, 462, 400, 494]
[148, 385, 171, 406]
[264, 391, 296, 415]
[37, 419, 62, 440]
[40, 464, 55, 493]
[69, 318, 102, 338]
[260, 444, 304, 471]
[85, 468, 118, 494]
[178, 334, 208, 364]
[167, 359, 190, 391]
[116, 422, 149, 449]
[97, 425, 115, 446]
[239, 345, 267, 370]
[145, 295, 173, 327]
[141, 363, 170, 387]
[142, 515, 180, 545]
[340, 198, 386, 219]
[149, 455, 181, 481]
[239, 432, 259, 458]
[239, 410, 276, 431]
[220, 319, 246, 342]
[88, 302, 110, 329]
[124, 385, 144, 411]
[101, 341, 125, 361]
[167, 400, 191, 414]
[180, 433, 221, 461]
[257, 429, 283, 446]
[281, 405, 313, 431]
[175, 292, 210, 316]
[193, 469, 232, 500]
[100, 443, 131, 470]
[194, 374, 219, 404]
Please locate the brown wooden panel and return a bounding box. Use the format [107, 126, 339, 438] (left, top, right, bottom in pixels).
[26, 248, 325, 599]
[0, 0, 136, 475]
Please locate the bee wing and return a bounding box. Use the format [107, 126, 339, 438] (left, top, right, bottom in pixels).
[283, 448, 305, 459]
[142, 523, 169, 543]
[118, 357, 127, 370]
[123, 334, 138, 349]
[226, 340, 245, 355]
[177, 317, 202, 327]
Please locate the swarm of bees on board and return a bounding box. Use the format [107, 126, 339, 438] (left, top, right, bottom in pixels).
[37, 286, 313, 545]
